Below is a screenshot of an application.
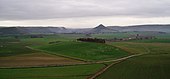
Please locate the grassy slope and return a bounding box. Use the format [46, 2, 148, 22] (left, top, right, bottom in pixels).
[0, 34, 86, 57]
[111, 42, 170, 54]
[0, 38, 36, 57]
[20, 34, 86, 45]
[0, 35, 105, 79]
[33, 41, 129, 61]
[0, 64, 104, 79]
[97, 42, 170, 79]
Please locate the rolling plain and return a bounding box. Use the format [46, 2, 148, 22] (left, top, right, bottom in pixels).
[0, 32, 170, 79]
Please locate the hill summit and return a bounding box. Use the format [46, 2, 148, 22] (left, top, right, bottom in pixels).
[94, 24, 107, 29]
[88, 24, 118, 33]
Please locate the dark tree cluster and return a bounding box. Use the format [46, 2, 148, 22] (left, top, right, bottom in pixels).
[49, 41, 61, 44]
[135, 36, 156, 40]
[30, 35, 43, 38]
[77, 38, 105, 43]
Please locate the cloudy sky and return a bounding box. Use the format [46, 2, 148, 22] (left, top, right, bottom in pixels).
[0, 0, 170, 28]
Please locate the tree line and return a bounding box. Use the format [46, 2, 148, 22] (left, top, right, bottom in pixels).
[77, 38, 105, 43]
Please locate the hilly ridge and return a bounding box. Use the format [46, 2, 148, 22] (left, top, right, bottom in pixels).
[0, 24, 170, 35]
[108, 24, 170, 32]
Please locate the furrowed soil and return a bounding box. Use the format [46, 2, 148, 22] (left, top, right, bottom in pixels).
[0, 53, 83, 68]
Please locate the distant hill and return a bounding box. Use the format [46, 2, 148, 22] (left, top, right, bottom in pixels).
[19, 27, 69, 34]
[108, 24, 170, 32]
[88, 24, 118, 33]
[0, 27, 78, 35]
[0, 27, 23, 34]
[0, 24, 170, 35]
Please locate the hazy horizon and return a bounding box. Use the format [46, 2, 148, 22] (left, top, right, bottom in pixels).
[1, 23, 170, 29]
[0, 0, 170, 28]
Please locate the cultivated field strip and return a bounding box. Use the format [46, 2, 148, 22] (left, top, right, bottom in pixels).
[88, 53, 145, 79]
[0, 53, 83, 68]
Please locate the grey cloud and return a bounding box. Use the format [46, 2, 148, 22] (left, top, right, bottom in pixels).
[0, 0, 170, 20]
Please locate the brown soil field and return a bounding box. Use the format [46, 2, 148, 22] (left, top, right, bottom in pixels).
[0, 53, 84, 68]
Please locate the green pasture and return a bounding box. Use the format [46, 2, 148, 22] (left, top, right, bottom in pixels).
[97, 54, 170, 79]
[111, 42, 170, 54]
[20, 34, 86, 46]
[97, 42, 170, 79]
[129, 39, 170, 43]
[0, 64, 104, 79]
[0, 38, 36, 57]
[33, 41, 129, 61]
[92, 32, 170, 39]
[1, 33, 170, 79]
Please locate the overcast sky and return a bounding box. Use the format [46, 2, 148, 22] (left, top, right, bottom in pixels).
[0, 0, 170, 28]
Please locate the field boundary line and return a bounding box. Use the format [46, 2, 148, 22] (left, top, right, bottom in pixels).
[0, 53, 145, 69]
[0, 54, 141, 69]
[0, 62, 104, 69]
[16, 74, 91, 79]
[25, 46, 90, 62]
[87, 53, 145, 79]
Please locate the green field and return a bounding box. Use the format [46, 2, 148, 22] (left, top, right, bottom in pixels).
[32, 41, 129, 61]
[0, 35, 115, 79]
[20, 34, 86, 45]
[97, 54, 170, 79]
[129, 39, 170, 43]
[0, 64, 104, 79]
[96, 42, 170, 79]
[0, 38, 36, 57]
[92, 32, 170, 39]
[1, 33, 170, 79]
[111, 42, 170, 54]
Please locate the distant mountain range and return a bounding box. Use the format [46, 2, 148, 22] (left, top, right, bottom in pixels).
[0, 24, 170, 35]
